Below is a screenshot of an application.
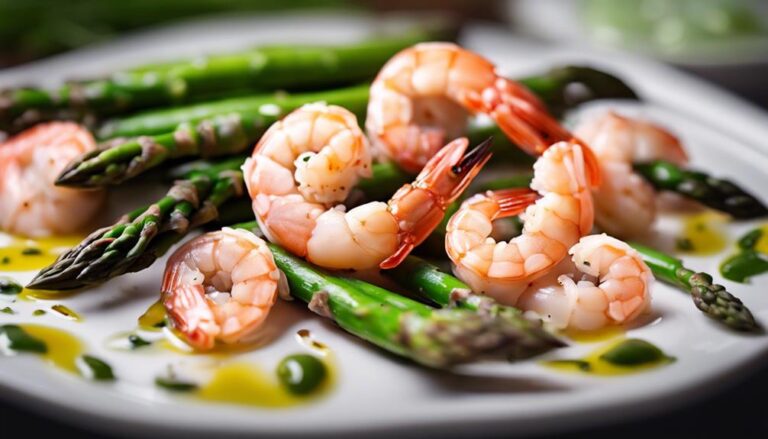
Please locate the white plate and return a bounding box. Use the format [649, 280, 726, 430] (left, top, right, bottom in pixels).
[2, 13, 768, 438]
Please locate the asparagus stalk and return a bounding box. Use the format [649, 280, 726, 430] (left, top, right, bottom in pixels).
[518, 65, 637, 118]
[56, 84, 370, 187]
[629, 243, 760, 332]
[635, 160, 768, 219]
[97, 84, 371, 139]
[29, 159, 408, 290]
[267, 241, 562, 367]
[98, 65, 637, 140]
[28, 157, 245, 289]
[0, 32, 442, 132]
[381, 255, 564, 355]
[56, 65, 638, 188]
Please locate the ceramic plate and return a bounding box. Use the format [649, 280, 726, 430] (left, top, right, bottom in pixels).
[2, 13, 768, 437]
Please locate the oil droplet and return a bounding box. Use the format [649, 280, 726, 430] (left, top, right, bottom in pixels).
[544, 338, 674, 376]
[753, 224, 768, 255]
[563, 326, 624, 344]
[157, 326, 265, 356]
[197, 360, 334, 408]
[18, 324, 84, 373]
[51, 304, 82, 322]
[0, 235, 82, 271]
[18, 288, 77, 302]
[296, 329, 330, 354]
[677, 212, 728, 255]
[138, 299, 166, 331]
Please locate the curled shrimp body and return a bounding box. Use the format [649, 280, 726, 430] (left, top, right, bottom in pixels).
[446, 141, 599, 304]
[0, 122, 106, 237]
[243, 103, 490, 271]
[575, 111, 688, 238]
[517, 234, 653, 330]
[366, 42, 569, 173]
[162, 228, 281, 350]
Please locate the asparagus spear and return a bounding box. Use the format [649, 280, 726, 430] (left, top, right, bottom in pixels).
[98, 65, 637, 140]
[629, 243, 760, 332]
[0, 32, 442, 132]
[635, 160, 767, 219]
[97, 84, 371, 139]
[518, 65, 637, 118]
[29, 159, 409, 290]
[267, 241, 562, 367]
[56, 84, 370, 187]
[28, 157, 245, 289]
[57, 65, 638, 188]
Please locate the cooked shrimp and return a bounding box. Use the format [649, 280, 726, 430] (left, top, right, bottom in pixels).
[162, 228, 282, 350]
[366, 42, 571, 173]
[243, 103, 491, 271]
[517, 234, 653, 331]
[575, 111, 689, 237]
[0, 122, 106, 237]
[446, 141, 600, 304]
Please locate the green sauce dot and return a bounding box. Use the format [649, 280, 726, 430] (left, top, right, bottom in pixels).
[0, 277, 22, 296]
[599, 339, 673, 366]
[276, 354, 327, 395]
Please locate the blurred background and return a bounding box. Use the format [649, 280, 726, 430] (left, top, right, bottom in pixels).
[1, 0, 767, 437]
[1, 0, 767, 103]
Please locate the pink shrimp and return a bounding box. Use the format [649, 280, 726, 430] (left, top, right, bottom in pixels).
[242, 103, 491, 271]
[365, 42, 572, 173]
[0, 122, 106, 237]
[162, 228, 282, 350]
[575, 111, 689, 237]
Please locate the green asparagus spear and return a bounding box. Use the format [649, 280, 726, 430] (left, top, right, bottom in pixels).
[56, 84, 370, 187]
[381, 255, 564, 356]
[29, 158, 411, 290]
[635, 160, 767, 219]
[98, 65, 637, 140]
[28, 157, 245, 290]
[629, 243, 760, 332]
[97, 84, 371, 139]
[518, 65, 638, 118]
[1, 31, 443, 132]
[57, 65, 637, 187]
[267, 242, 562, 367]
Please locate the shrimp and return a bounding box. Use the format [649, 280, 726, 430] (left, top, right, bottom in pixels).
[0, 122, 106, 237]
[243, 103, 491, 271]
[575, 111, 688, 238]
[446, 141, 600, 304]
[366, 42, 571, 173]
[162, 228, 282, 350]
[517, 234, 653, 331]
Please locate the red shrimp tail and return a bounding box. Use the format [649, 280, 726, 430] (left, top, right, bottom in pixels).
[379, 239, 415, 270]
[490, 188, 539, 218]
[163, 285, 218, 351]
[445, 136, 494, 201]
[475, 78, 574, 157]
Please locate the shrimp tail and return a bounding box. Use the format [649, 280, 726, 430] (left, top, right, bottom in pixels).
[163, 284, 219, 350]
[471, 78, 574, 157]
[380, 137, 493, 270]
[490, 187, 539, 217]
